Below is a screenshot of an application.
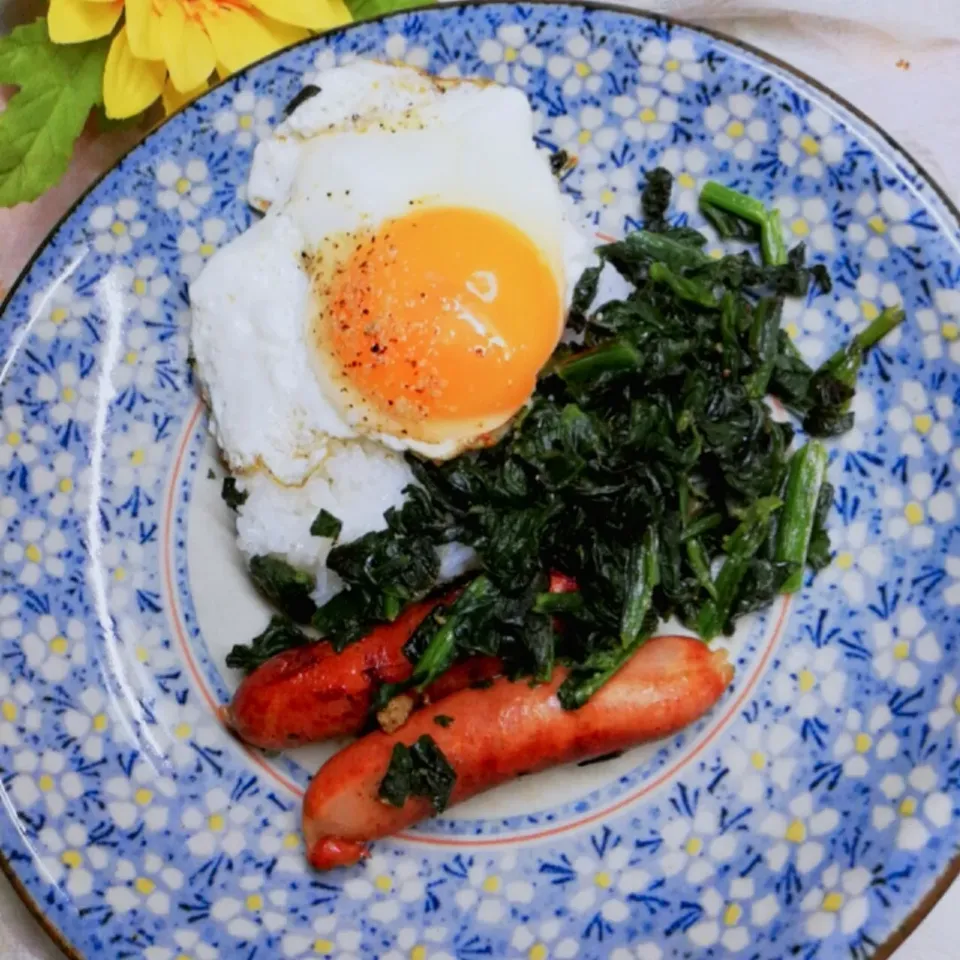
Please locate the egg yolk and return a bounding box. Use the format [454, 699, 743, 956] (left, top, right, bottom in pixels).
[321, 206, 563, 438]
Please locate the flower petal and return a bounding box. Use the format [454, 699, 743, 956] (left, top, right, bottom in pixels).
[249, 0, 351, 30]
[159, 2, 216, 92]
[49, 0, 123, 43]
[205, 7, 308, 73]
[104, 27, 166, 120]
[125, 0, 165, 59]
[162, 75, 209, 115]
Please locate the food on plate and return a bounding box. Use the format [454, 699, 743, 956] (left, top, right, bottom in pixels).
[302, 635, 734, 869]
[190, 62, 904, 867]
[223, 572, 577, 750]
[189, 61, 593, 610]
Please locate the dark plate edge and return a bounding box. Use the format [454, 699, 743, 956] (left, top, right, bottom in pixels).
[0, 3, 957, 957]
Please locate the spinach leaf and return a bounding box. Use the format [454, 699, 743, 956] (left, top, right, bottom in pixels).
[249, 556, 316, 624]
[283, 84, 321, 118]
[641, 166, 673, 231]
[377, 734, 456, 812]
[226, 615, 310, 674]
[310, 508, 342, 539]
[312, 530, 440, 649]
[378, 742, 414, 808]
[221, 477, 247, 511]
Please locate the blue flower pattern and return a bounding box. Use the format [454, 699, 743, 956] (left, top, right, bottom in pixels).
[0, 5, 956, 957]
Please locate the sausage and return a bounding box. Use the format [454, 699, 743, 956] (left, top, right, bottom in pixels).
[224, 573, 578, 749]
[302, 635, 734, 869]
[223, 598, 490, 749]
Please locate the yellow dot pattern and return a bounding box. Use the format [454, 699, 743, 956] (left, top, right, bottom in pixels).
[785, 819, 807, 844]
[723, 903, 742, 926]
[61, 850, 82, 868]
[822, 891, 844, 912]
[904, 502, 924, 526]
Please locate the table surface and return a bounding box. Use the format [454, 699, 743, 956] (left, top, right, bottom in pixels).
[0, 2, 958, 957]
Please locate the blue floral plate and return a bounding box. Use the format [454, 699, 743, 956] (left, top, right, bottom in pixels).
[2, 4, 959, 957]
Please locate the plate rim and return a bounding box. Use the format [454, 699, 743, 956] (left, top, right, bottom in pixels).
[1, 3, 958, 957]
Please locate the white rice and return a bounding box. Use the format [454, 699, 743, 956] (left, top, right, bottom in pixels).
[233, 439, 475, 606]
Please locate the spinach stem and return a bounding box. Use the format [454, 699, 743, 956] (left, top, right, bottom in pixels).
[700, 181, 786, 266]
[621, 528, 660, 646]
[775, 442, 829, 593]
[697, 496, 782, 640]
[744, 296, 784, 398]
[557, 339, 642, 383]
[412, 576, 489, 690]
[853, 306, 905, 350]
[534, 591, 585, 615]
[761, 209, 788, 266]
[648, 262, 719, 309]
[700, 181, 767, 224]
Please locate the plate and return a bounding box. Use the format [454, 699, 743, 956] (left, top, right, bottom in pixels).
[1, 4, 959, 957]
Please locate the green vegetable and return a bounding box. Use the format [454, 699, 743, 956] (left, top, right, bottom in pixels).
[377, 734, 456, 813]
[761, 209, 788, 267]
[599, 229, 711, 275]
[225, 615, 310, 673]
[744, 297, 784, 398]
[378, 743, 414, 808]
[403, 575, 555, 693]
[310, 508, 343, 540]
[283, 84, 320, 118]
[686, 538, 717, 600]
[697, 497, 783, 640]
[699, 181, 785, 266]
[534, 591, 585, 615]
[648, 262, 719, 309]
[699, 181, 768, 226]
[434, 715, 454, 728]
[775, 442, 829, 593]
[229, 175, 903, 708]
[249, 556, 317, 624]
[558, 530, 660, 709]
[620, 529, 660, 647]
[568, 264, 601, 326]
[641, 166, 674, 231]
[311, 527, 440, 649]
[769, 307, 906, 437]
[0, 20, 110, 207]
[221, 477, 248, 511]
[549, 149, 571, 176]
[556, 339, 642, 384]
[699, 198, 761, 242]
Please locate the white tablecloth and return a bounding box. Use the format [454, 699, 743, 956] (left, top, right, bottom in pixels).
[0, 1, 958, 956]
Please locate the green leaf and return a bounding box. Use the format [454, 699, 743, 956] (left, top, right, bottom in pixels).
[310, 508, 343, 540]
[225, 615, 310, 674]
[342, 0, 431, 21]
[0, 19, 110, 208]
[377, 734, 456, 813]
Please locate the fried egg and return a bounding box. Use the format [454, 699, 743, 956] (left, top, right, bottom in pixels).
[191, 62, 593, 484]
[190, 63, 595, 603]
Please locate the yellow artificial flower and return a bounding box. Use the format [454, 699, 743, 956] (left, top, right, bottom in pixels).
[49, 0, 351, 119]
